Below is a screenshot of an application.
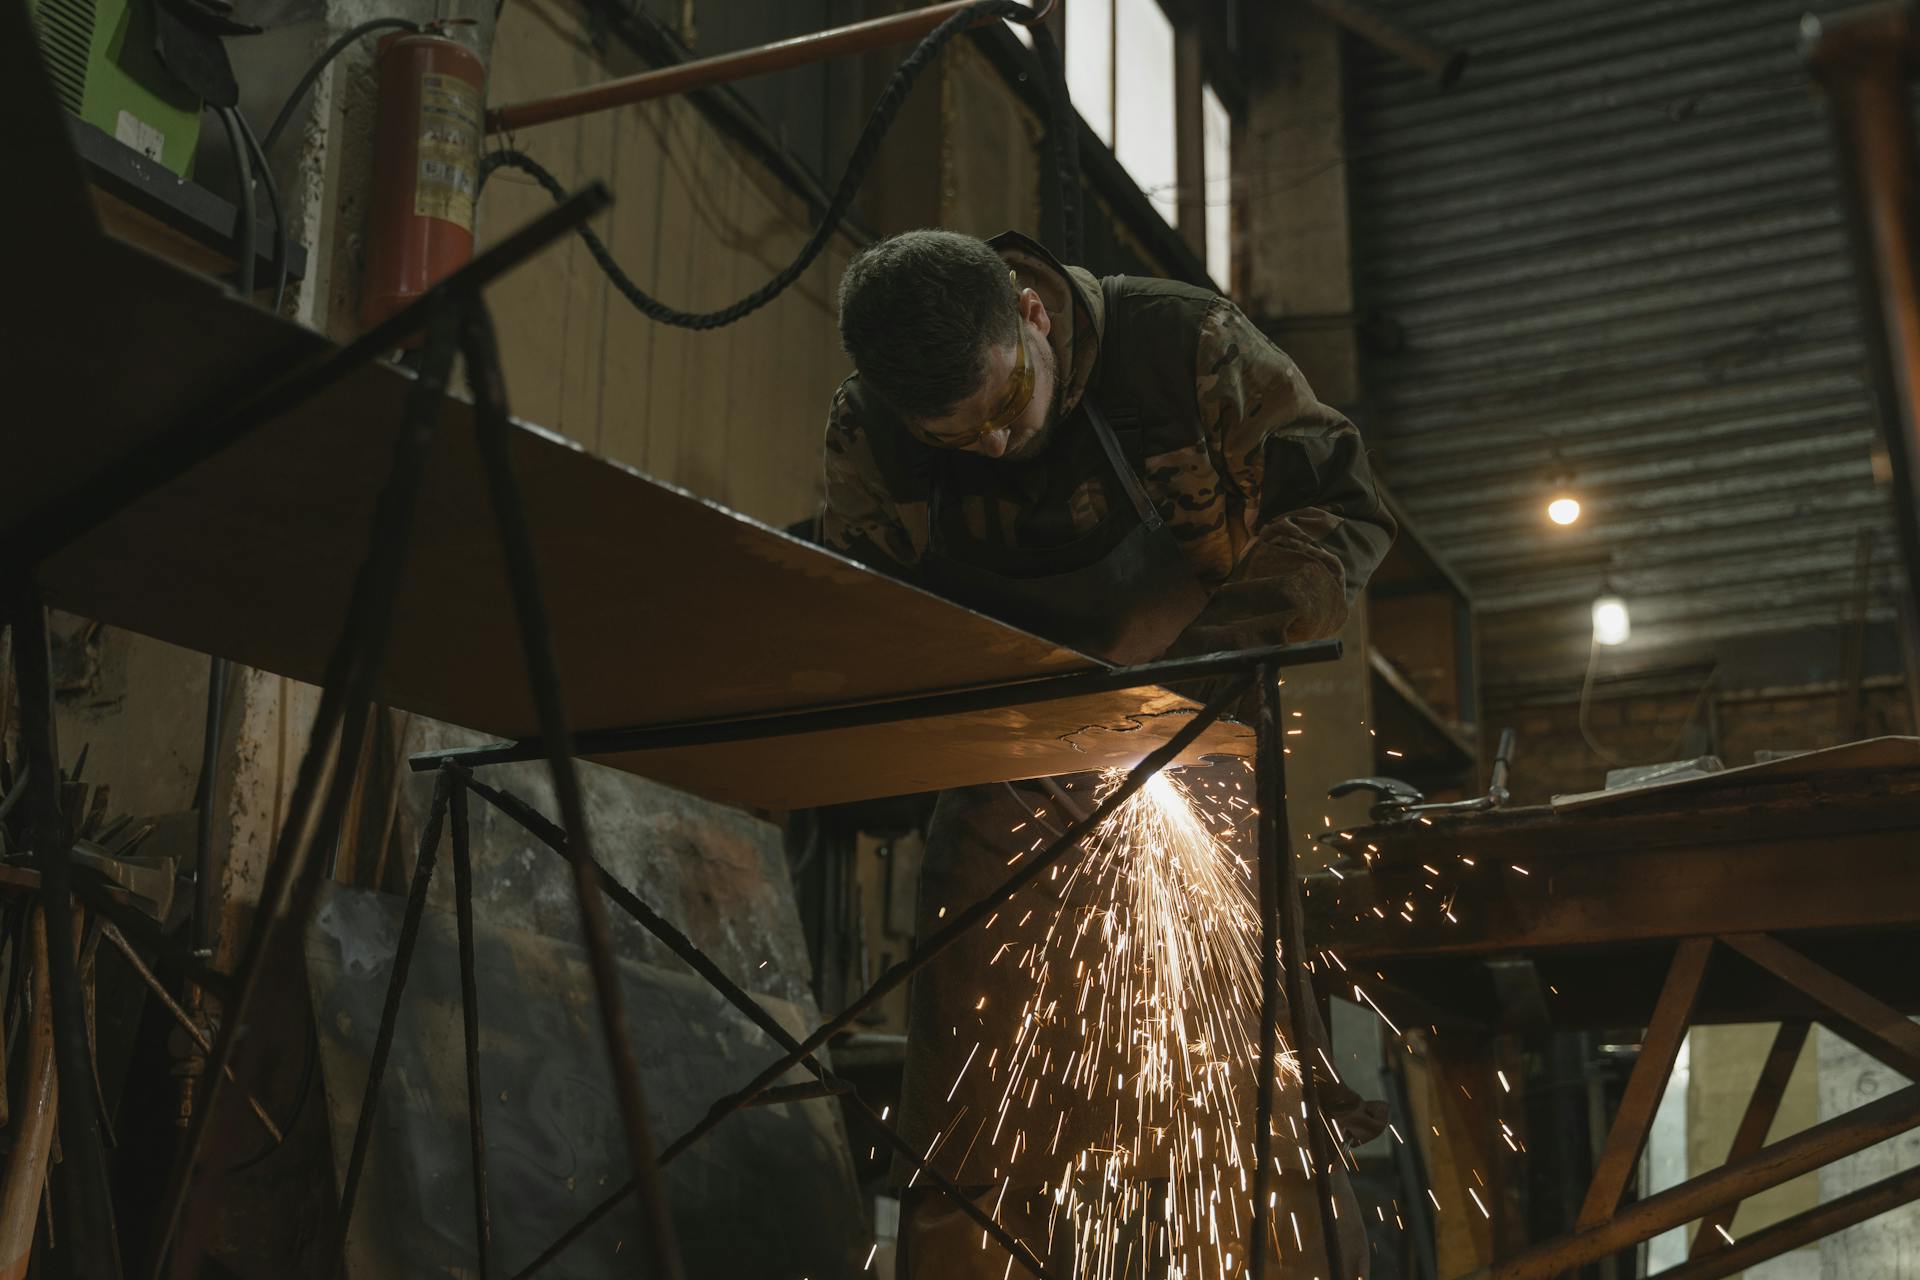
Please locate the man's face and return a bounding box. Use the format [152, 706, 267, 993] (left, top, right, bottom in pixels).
[914, 289, 1065, 462]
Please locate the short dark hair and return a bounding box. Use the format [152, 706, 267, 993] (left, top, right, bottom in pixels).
[837, 230, 1020, 422]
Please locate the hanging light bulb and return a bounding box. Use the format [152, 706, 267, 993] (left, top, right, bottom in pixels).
[1591, 594, 1631, 646]
[1547, 496, 1582, 526]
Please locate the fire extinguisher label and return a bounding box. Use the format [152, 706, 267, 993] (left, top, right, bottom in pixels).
[416, 73, 482, 232]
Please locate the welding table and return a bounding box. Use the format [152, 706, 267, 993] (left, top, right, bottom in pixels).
[1303, 737, 1920, 1280]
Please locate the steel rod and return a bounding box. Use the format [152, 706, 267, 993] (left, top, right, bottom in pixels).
[449, 775, 493, 1278]
[485, 0, 1050, 134]
[1808, 6, 1920, 634]
[461, 305, 685, 1280]
[657, 674, 1248, 1174]
[1271, 663, 1346, 1280]
[6, 585, 120, 1280]
[1250, 664, 1284, 1279]
[326, 767, 453, 1275]
[1652, 1163, 1920, 1280]
[6, 184, 609, 570]
[98, 924, 282, 1144]
[1491, 1083, 1920, 1280]
[1689, 1019, 1809, 1260]
[461, 776, 1058, 1280]
[152, 309, 466, 1280]
[409, 640, 1341, 771]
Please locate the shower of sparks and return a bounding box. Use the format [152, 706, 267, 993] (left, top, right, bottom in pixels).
[962, 767, 1301, 1279]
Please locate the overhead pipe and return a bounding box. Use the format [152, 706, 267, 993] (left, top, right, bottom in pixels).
[486, 0, 1054, 135]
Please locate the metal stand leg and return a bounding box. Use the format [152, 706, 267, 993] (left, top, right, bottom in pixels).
[328, 765, 455, 1274]
[153, 307, 466, 1280]
[460, 305, 685, 1280]
[5, 586, 121, 1280]
[1251, 662, 1285, 1278]
[1273, 663, 1349, 1280]
[449, 773, 493, 1277]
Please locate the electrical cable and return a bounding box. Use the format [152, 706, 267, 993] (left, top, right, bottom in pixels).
[478, 0, 1041, 332]
[262, 17, 421, 156]
[1578, 634, 1720, 769]
[234, 112, 289, 313]
[215, 106, 256, 298]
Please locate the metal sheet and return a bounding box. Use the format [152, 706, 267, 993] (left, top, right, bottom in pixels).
[6, 235, 1250, 808]
[305, 884, 866, 1279]
[1347, 0, 1898, 690]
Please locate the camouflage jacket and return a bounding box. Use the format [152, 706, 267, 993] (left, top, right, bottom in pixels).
[821, 234, 1396, 649]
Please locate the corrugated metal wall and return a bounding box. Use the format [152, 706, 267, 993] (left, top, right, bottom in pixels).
[1347, 0, 1900, 693]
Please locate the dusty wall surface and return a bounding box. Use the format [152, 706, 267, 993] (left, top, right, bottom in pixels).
[473, 0, 857, 529]
[1485, 682, 1915, 805]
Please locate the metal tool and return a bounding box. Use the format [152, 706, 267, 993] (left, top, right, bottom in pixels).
[1327, 728, 1516, 825]
[70, 840, 174, 920]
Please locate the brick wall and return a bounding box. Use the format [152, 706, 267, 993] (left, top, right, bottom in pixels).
[1488, 683, 1915, 805]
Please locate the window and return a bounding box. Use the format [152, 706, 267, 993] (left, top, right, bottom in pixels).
[1114, 0, 1177, 224]
[1203, 82, 1232, 288]
[1066, 0, 1114, 148]
[1067, 0, 1228, 280]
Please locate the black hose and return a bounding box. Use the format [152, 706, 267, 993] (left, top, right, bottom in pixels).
[235, 112, 289, 313]
[261, 17, 421, 156]
[479, 0, 1040, 332]
[216, 106, 256, 297]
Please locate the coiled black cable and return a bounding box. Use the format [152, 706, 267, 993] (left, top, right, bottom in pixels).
[261, 17, 423, 155]
[480, 0, 1044, 331]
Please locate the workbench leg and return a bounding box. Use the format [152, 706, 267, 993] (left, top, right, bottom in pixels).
[1253, 660, 1346, 1280]
[449, 774, 493, 1276]
[461, 304, 685, 1280]
[5, 583, 122, 1280]
[327, 766, 454, 1274]
[151, 305, 466, 1280]
[1579, 939, 1713, 1230]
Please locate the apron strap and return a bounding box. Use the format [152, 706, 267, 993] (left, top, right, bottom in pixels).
[1082, 396, 1163, 529]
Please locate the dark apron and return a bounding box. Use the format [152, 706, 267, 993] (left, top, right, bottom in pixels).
[915, 396, 1209, 666]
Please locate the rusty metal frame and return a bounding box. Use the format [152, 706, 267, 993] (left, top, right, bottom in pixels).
[1808, 2, 1920, 630]
[424, 645, 1345, 1280]
[1478, 933, 1920, 1280]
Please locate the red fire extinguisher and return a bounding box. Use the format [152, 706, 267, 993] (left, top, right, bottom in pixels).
[361, 28, 486, 332]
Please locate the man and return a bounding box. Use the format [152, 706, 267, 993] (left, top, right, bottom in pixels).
[821, 230, 1395, 1278]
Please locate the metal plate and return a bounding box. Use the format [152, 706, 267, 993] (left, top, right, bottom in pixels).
[9, 231, 1251, 807]
[306, 884, 865, 1278]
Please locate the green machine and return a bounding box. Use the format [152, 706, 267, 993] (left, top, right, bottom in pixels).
[26, 0, 203, 175]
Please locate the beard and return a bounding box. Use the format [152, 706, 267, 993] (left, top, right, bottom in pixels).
[1001, 337, 1068, 462]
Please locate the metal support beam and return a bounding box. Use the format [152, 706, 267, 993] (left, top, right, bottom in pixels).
[461, 306, 684, 1280]
[1808, 5, 1920, 625]
[1577, 939, 1714, 1229]
[329, 768, 453, 1276]
[154, 307, 469, 1279]
[409, 640, 1341, 770]
[449, 777, 493, 1278]
[1653, 1164, 1920, 1280]
[1490, 1082, 1920, 1280]
[1689, 1019, 1809, 1260]
[1721, 932, 1920, 1080]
